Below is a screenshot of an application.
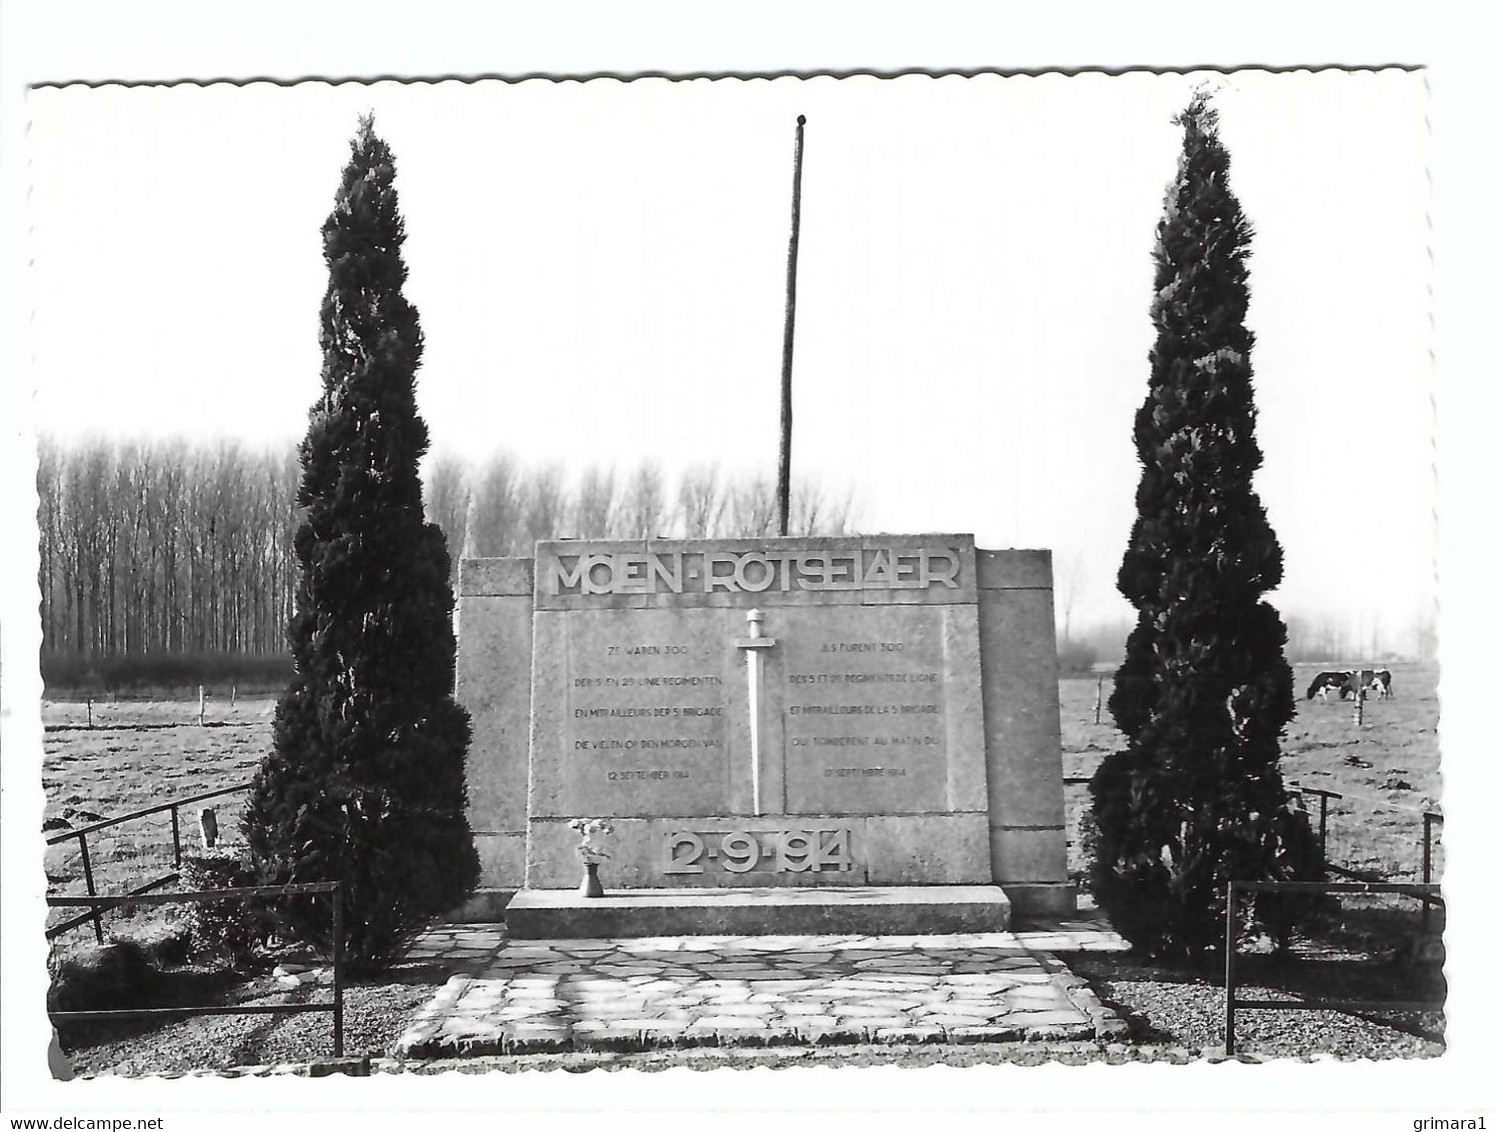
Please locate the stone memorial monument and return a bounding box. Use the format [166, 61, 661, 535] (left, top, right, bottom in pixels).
[456, 535, 1073, 936]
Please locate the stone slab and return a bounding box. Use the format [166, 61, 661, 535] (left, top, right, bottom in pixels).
[975, 549, 1053, 591]
[527, 605, 738, 820]
[978, 584, 1068, 844]
[460, 557, 536, 598]
[861, 813, 994, 885]
[503, 884, 1011, 938]
[456, 566, 534, 893]
[776, 603, 985, 816]
[395, 923, 1122, 1057]
[473, 832, 526, 891]
[990, 826, 1068, 883]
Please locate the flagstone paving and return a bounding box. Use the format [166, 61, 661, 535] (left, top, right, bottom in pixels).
[397, 918, 1127, 1056]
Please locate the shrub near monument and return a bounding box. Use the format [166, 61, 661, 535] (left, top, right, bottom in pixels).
[1090, 92, 1321, 962]
[244, 116, 478, 972]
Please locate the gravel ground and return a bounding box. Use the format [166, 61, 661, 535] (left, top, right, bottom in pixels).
[58, 960, 446, 1077]
[380, 1037, 1422, 1074]
[1067, 948, 1444, 1061]
[58, 940, 1444, 1077]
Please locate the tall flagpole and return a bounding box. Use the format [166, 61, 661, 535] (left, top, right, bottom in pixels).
[776, 115, 806, 537]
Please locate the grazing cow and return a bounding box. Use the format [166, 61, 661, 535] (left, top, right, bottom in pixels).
[1306, 670, 1354, 701]
[1368, 668, 1393, 700]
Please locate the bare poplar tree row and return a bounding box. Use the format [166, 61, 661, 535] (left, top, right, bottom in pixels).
[37, 436, 300, 659]
[426, 455, 861, 576]
[37, 437, 861, 661]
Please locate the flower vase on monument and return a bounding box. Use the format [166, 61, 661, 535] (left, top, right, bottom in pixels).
[569, 818, 613, 897]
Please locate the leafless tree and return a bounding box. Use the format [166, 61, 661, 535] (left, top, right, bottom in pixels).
[424, 451, 472, 576]
[786, 477, 859, 538]
[571, 465, 617, 539]
[616, 462, 667, 539]
[1411, 604, 1437, 663]
[676, 464, 726, 537]
[36, 437, 869, 680]
[722, 473, 777, 537]
[522, 464, 567, 551]
[36, 435, 64, 651]
[819, 485, 860, 536]
[467, 452, 522, 557]
[1053, 551, 1088, 646]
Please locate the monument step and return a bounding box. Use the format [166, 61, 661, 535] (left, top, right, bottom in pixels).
[503, 884, 1011, 939]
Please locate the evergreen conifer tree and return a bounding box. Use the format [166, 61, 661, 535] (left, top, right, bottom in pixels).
[1089, 92, 1319, 962]
[244, 116, 478, 971]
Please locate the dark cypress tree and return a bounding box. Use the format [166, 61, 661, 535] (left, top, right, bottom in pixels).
[1088, 92, 1319, 962]
[244, 115, 478, 971]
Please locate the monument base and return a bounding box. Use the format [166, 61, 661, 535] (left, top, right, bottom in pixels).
[1000, 882, 1077, 919]
[449, 888, 516, 923]
[503, 884, 1011, 939]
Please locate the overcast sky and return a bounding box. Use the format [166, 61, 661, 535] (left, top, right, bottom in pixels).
[25, 69, 1432, 648]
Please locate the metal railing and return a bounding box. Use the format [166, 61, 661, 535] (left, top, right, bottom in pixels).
[1286, 781, 1442, 914]
[46, 782, 252, 942]
[1288, 783, 1342, 868]
[1223, 879, 1443, 1056]
[47, 881, 343, 1058]
[1067, 775, 1440, 896]
[1421, 812, 1443, 930]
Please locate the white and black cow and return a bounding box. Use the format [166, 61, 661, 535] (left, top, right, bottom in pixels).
[1306, 670, 1355, 701]
[1354, 668, 1394, 700]
[1305, 668, 1393, 702]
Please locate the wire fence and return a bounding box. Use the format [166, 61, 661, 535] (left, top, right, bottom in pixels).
[44, 692, 276, 730]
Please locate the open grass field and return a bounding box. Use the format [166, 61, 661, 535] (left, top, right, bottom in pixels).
[1061, 661, 1442, 887]
[42, 697, 274, 943]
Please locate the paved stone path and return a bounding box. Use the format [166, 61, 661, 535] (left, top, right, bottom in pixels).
[398, 919, 1127, 1056]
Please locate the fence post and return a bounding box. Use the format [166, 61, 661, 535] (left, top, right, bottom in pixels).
[1094, 674, 1103, 725]
[198, 685, 206, 726]
[86, 696, 92, 729]
[332, 884, 344, 1059]
[171, 805, 182, 869]
[1224, 880, 1237, 1056]
[78, 835, 104, 944]
[231, 685, 237, 709]
[1318, 793, 1329, 859]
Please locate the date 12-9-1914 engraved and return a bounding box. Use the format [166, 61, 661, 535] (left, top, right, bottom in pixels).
[662, 828, 855, 875]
